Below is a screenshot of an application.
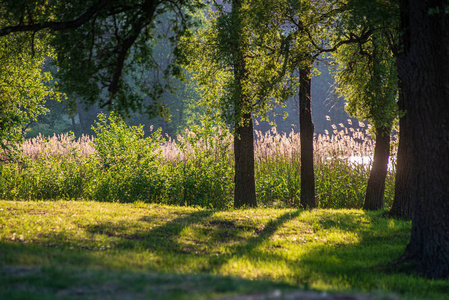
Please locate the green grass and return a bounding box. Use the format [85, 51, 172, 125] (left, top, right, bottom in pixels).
[1, 200, 447, 299]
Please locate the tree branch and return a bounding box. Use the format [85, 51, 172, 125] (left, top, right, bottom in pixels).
[311, 28, 374, 59]
[0, 0, 112, 37]
[101, 0, 157, 108]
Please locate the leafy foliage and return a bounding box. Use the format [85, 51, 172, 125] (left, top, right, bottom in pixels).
[87, 113, 167, 203]
[330, 1, 400, 131]
[0, 33, 62, 157]
[167, 122, 234, 209]
[178, 1, 296, 128]
[0, 0, 205, 117]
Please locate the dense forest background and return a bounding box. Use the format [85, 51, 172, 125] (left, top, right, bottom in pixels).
[27, 11, 353, 139]
[30, 63, 352, 139]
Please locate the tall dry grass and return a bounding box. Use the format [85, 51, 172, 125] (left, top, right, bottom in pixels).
[254, 119, 378, 162]
[1, 117, 397, 209]
[20, 133, 95, 159]
[16, 117, 387, 165]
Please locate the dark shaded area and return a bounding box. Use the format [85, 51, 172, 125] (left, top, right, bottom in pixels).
[363, 126, 391, 210]
[396, 0, 449, 278]
[234, 113, 257, 208]
[0, 263, 295, 300]
[388, 91, 411, 220]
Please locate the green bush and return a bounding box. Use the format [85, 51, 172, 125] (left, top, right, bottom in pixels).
[86, 113, 167, 203]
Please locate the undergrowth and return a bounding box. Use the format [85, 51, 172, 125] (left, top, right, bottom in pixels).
[0, 113, 396, 209]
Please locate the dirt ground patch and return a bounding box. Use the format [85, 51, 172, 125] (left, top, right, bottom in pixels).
[1, 266, 42, 277]
[221, 289, 401, 300]
[2, 266, 400, 300]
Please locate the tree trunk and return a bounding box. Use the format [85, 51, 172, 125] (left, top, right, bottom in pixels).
[363, 126, 391, 210]
[77, 100, 100, 136]
[388, 90, 412, 219]
[397, 0, 449, 279]
[232, 0, 257, 208]
[299, 66, 316, 209]
[234, 113, 257, 208]
[71, 115, 78, 135]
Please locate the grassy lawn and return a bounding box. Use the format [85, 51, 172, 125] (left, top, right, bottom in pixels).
[1, 200, 448, 299]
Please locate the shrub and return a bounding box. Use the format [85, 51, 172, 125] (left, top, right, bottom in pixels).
[86, 113, 167, 203]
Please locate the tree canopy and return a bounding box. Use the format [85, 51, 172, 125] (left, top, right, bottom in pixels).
[331, 0, 399, 131]
[0, 0, 204, 116]
[179, 1, 296, 129]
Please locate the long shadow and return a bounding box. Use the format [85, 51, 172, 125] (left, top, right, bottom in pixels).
[84, 209, 215, 253]
[4, 206, 446, 298]
[201, 209, 304, 276]
[82, 207, 303, 251]
[225, 210, 302, 253]
[1, 207, 304, 281]
[86, 209, 302, 251]
[83, 208, 304, 274]
[0, 209, 219, 279]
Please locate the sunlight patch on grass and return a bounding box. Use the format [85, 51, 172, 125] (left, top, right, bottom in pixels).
[1, 200, 446, 300]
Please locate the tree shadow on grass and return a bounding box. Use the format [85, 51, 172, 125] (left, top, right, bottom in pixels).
[81, 208, 304, 272]
[70, 208, 442, 298]
[0, 209, 217, 272]
[85, 209, 216, 253]
[6, 207, 304, 274]
[200, 210, 304, 274]
[4, 207, 441, 298]
[0, 208, 304, 299]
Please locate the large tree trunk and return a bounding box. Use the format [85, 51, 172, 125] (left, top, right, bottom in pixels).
[232, 0, 257, 208]
[389, 90, 412, 219]
[363, 126, 391, 210]
[299, 66, 316, 209]
[397, 0, 449, 278]
[234, 113, 257, 208]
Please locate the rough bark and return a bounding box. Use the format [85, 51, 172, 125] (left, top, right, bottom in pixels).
[234, 114, 257, 208]
[397, 0, 449, 279]
[232, 0, 257, 208]
[363, 126, 391, 210]
[299, 66, 316, 209]
[388, 90, 412, 219]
